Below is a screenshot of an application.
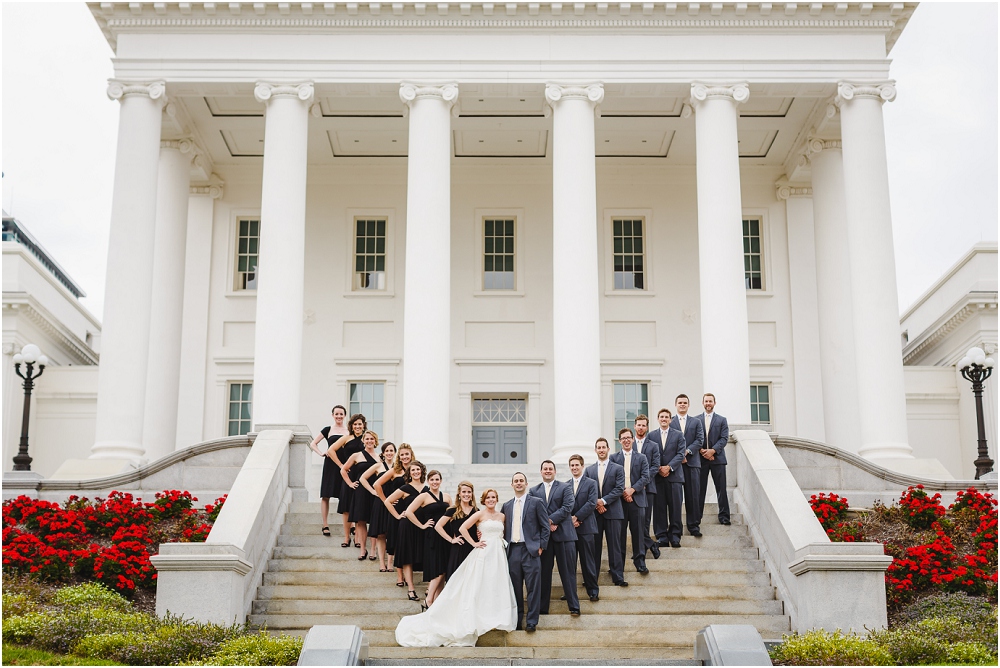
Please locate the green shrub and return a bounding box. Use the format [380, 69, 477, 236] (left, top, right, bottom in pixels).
[897, 593, 997, 646]
[51, 582, 131, 612]
[198, 632, 303, 666]
[945, 641, 998, 665]
[74, 618, 244, 666]
[769, 630, 893, 666]
[31, 607, 156, 654]
[872, 628, 949, 665]
[2, 592, 38, 618]
[2, 612, 49, 646]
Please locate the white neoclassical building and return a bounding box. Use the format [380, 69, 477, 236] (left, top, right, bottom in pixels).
[44, 1, 971, 476]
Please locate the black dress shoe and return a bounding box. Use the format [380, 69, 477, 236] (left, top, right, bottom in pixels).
[690, 529, 703, 538]
[721, 519, 731, 526]
[636, 565, 649, 574]
[525, 624, 536, 632]
[589, 594, 600, 602]
[559, 595, 567, 600]
[670, 541, 681, 548]
[516, 624, 523, 631]
[569, 609, 581, 616]
[650, 544, 661, 559]
[656, 539, 671, 547]
[613, 580, 629, 587]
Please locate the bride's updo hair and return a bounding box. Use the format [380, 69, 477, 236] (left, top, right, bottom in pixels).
[481, 488, 499, 504]
[452, 481, 478, 522]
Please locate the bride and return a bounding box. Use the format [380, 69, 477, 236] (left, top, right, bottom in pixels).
[395, 488, 517, 647]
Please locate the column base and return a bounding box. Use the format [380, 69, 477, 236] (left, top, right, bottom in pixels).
[90, 440, 147, 462]
[857, 441, 914, 461]
[862, 455, 955, 481]
[410, 441, 455, 465]
[552, 442, 597, 465]
[49, 457, 142, 480]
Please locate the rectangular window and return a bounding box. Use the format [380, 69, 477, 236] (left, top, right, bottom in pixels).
[228, 382, 253, 436]
[612, 218, 645, 290]
[235, 218, 260, 290]
[613, 382, 648, 449]
[483, 218, 515, 290]
[350, 382, 385, 438]
[743, 217, 763, 290]
[354, 218, 386, 291]
[750, 384, 771, 424]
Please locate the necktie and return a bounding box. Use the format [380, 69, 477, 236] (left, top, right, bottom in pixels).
[573, 478, 579, 495]
[545, 484, 551, 503]
[513, 498, 522, 543]
[624, 452, 631, 488]
[598, 463, 605, 495]
[705, 413, 711, 434]
[680, 416, 686, 433]
[661, 430, 667, 448]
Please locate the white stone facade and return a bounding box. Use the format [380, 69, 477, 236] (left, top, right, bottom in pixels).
[24, 2, 955, 472]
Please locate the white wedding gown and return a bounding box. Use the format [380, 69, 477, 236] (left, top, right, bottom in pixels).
[395, 519, 518, 647]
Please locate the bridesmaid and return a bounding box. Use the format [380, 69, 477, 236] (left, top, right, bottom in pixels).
[435, 481, 479, 581]
[327, 414, 367, 547]
[340, 430, 380, 561]
[374, 443, 414, 587]
[385, 460, 427, 602]
[308, 405, 348, 537]
[361, 441, 395, 571]
[405, 470, 451, 608]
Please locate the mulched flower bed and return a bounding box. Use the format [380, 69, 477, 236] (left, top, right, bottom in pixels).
[2, 490, 226, 615]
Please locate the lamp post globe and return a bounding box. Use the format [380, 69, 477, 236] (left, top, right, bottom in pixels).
[12, 344, 48, 472]
[959, 346, 995, 480]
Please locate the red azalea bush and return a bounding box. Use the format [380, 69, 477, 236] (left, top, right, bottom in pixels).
[809, 486, 999, 610]
[2, 490, 226, 596]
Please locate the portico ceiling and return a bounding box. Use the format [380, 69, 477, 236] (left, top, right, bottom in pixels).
[170, 80, 836, 169]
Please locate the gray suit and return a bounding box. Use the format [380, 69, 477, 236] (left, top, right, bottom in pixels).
[584, 460, 626, 584]
[695, 411, 731, 523]
[530, 481, 579, 613]
[648, 426, 687, 543]
[671, 414, 706, 533]
[569, 475, 599, 598]
[503, 494, 551, 628]
[634, 435, 661, 553]
[610, 448, 650, 568]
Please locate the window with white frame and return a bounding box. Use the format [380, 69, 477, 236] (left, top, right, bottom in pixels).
[612, 218, 645, 290]
[235, 218, 260, 290]
[750, 384, 771, 424]
[483, 218, 516, 290]
[349, 382, 385, 438]
[354, 218, 387, 291]
[743, 217, 764, 290]
[227, 382, 253, 436]
[613, 382, 648, 449]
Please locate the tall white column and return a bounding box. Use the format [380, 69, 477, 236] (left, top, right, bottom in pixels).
[142, 141, 192, 462]
[399, 83, 457, 464]
[690, 83, 752, 424]
[837, 82, 912, 460]
[808, 137, 863, 451]
[778, 183, 827, 442]
[545, 83, 604, 461]
[92, 81, 166, 460]
[251, 82, 313, 427]
[175, 184, 222, 449]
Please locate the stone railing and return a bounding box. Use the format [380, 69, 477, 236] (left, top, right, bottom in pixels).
[151, 425, 311, 625]
[733, 430, 892, 633]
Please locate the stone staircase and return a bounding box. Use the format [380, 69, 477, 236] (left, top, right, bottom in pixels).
[250, 498, 789, 663]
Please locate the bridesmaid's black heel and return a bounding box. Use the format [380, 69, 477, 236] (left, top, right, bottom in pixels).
[407, 590, 419, 601]
[358, 551, 368, 561]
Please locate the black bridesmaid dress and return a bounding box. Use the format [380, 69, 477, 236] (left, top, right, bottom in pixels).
[443, 508, 478, 580]
[366, 458, 391, 538]
[382, 475, 405, 556]
[335, 435, 364, 515]
[419, 490, 450, 583]
[347, 450, 378, 524]
[394, 484, 428, 570]
[318, 427, 347, 500]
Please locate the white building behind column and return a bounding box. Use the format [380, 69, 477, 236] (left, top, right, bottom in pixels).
[17, 1, 998, 482]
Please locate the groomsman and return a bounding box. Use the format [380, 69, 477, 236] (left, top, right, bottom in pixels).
[696, 393, 732, 526]
[530, 460, 580, 616]
[647, 408, 687, 547]
[671, 394, 705, 537]
[568, 455, 600, 602]
[503, 472, 551, 632]
[610, 428, 651, 574]
[584, 438, 628, 587]
[632, 415, 661, 559]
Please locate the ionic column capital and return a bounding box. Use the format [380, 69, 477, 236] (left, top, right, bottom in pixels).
[190, 183, 225, 199]
[807, 138, 843, 156]
[254, 82, 315, 104]
[690, 82, 750, 107]
[107, 80, 167, 104]
[399, 83, 459, 108]
[544, 83, 605, 108]
[775, 181, 813, 200]
[835, 81, 897, 106]
[160, 138, 197, 153]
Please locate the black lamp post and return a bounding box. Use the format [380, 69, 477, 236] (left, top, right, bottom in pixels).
[12, 344, 48, 472]
[958, 346, 995, 480]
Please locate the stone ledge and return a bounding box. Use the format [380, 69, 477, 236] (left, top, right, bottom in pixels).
[151, 553, 253, 575]
[788, 553, 894, 576]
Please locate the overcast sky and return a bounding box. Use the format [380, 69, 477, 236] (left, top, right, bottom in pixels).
[2, 2, 997, 321]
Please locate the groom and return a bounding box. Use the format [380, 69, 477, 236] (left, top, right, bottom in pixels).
[503, 472, 551, 632]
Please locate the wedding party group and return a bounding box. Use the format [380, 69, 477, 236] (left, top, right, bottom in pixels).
[309, 393, 732, 647]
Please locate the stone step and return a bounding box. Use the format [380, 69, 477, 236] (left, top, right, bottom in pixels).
[288, 501, 740, 515]
[256, 583, 777, 603]
[275, 532, 753, 548]
[252, 597, 783, 616]
[269, 545, 759, 562]
[262, 568, 773, 588]
[367, 645, 699, 663]
[250, 614, 790, 639]
[280, 519, 744, 536]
